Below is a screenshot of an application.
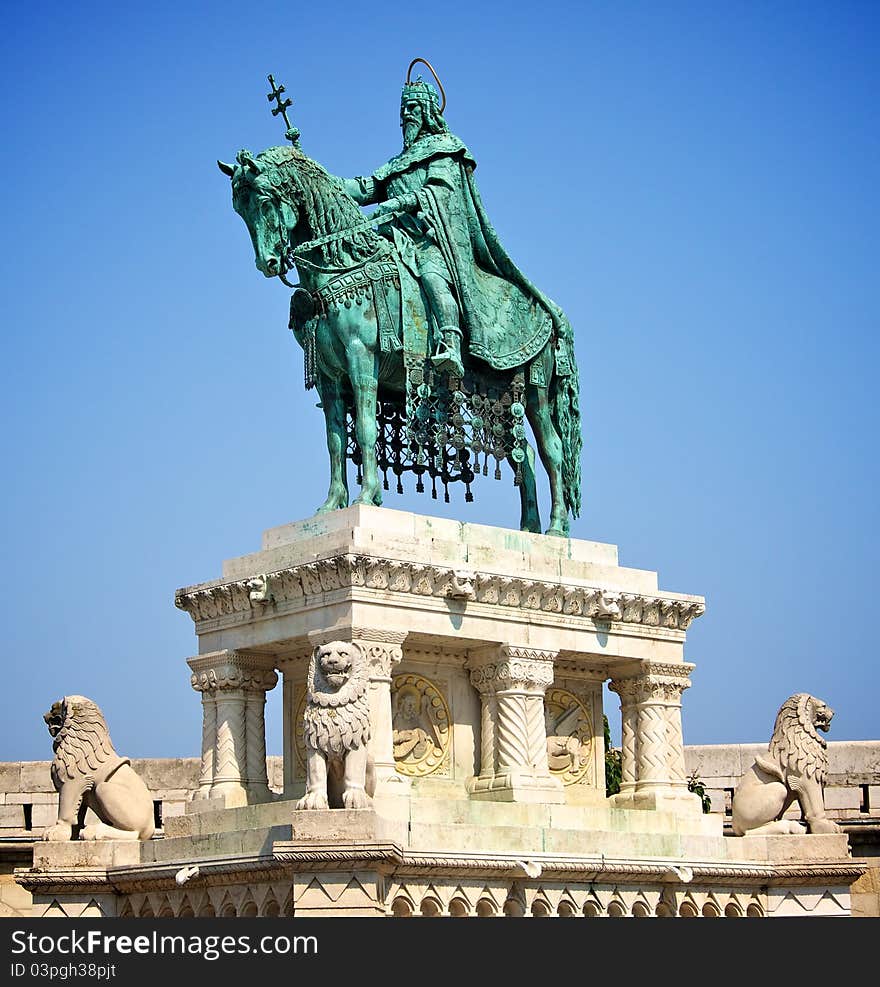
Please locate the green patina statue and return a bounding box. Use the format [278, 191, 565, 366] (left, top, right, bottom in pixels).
[220, 60, 582, 536]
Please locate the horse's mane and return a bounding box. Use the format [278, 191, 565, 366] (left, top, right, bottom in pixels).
[256, 145, 379, 267]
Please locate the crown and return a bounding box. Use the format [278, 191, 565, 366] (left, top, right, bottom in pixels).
[401, 77, 439, 109]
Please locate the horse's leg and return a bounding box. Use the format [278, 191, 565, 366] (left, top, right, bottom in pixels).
[315, 374, 349, 514]
[526, 346, 567, 537]
[347, 343, 383, 507]
[509, 442, 541, 533]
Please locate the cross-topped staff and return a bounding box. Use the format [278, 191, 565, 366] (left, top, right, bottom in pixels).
[266, 74, 296, 142]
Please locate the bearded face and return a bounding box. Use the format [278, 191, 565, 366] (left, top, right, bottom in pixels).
[401, 99, 424, 148]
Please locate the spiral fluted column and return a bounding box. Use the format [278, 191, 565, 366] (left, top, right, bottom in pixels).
[466, 646, 563, 803]
[609, 662, 700, 815]
[188, 650, 277, 807]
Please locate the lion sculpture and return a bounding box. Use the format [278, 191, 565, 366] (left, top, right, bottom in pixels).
[732, 693, 841, 836]
[296, 642, 375, 810]
[42, 695, 155, 842]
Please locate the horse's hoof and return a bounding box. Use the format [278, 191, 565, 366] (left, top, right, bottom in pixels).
[353, 492, 383, 508]
[315, 501, 347, 515]
[315, 488, 348, 514]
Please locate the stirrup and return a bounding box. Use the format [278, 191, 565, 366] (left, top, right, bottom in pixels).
[430, 325, 462, 357]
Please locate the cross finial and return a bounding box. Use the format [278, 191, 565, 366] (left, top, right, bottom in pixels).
[266, 74, 296, 142]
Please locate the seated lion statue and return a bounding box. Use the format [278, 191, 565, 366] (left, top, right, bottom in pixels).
[732, 693, 841, 836]
[42, 695, 155, 841]
[296, 642, 375, 810]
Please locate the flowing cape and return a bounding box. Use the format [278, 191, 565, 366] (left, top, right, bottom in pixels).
[374, 134, 573, 373]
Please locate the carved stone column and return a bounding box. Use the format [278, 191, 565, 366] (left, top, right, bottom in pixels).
[188, 650, 278, 808]
[609, 662, 700, 814]
[352, 631, 411, 796]
[196, 692, 217, 799]
[466, 646, 564, 804]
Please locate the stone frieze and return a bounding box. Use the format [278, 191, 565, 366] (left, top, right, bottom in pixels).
[175, 554, 705, 631]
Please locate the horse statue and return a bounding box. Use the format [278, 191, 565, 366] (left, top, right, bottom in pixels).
[219, 127, 581, 536]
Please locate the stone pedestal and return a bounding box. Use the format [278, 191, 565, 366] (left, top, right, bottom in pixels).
[15, 509, 863, 920]
[175, 506, 706, 815]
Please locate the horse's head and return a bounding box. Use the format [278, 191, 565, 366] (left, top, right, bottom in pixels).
[219, 147, 300, 285]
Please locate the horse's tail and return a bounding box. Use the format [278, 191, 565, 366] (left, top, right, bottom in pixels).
[553, 339, 582, 522]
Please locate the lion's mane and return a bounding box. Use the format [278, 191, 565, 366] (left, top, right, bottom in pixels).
[50, 695, 121, 789]
[303, 644, 371, 756]
[763, 693, 829, 784]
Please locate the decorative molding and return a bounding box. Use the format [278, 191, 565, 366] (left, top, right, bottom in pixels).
[16, 850, 865, 896]
[175, 555, 705, 631]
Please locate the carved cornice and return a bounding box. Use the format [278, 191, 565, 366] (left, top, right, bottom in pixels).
[16, 850, 864, 895]
[187, 651, 278, 694]
[175, 555, 704, 631]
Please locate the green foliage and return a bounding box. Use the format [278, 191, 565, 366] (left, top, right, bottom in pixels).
[603, 715, 621, 797]
[687, 770, 712, 814]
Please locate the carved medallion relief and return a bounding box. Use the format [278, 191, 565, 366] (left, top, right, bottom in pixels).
[390, 674, 451, 777]
[544, 688, 594, 786]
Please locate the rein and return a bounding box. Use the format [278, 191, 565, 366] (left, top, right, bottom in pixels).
[288, 209, 403, 268]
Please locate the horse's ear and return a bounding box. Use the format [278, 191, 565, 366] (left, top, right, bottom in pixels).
[217, 160, 235, 178]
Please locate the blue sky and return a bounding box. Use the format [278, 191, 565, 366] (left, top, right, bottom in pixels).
[1, 1, 877, 760]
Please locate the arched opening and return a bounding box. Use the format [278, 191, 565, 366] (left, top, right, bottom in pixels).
[262, 898, 280, 918]
[240, 900, 258, 917]
[391, 897, 414, 917]
[607, 901, 626, 918]
[475, 899, 496, 917]
[530, 899, 551, 918]
[503, 898, 525, 917]
[678, 901, 699, 918]
[724, 902, 743, 918]
[655, 901, 675, 918]
[702, 901, 720, 918]
[557, 900, 576, 918]
[631, 901, 651, 918]
[448, 898, 469, 917]
[583, 901, 602, 918]
[420, 897, 442, 917]
[746, 903, 763, 918]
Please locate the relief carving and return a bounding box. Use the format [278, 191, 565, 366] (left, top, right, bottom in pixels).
[391, 674, 451, 777]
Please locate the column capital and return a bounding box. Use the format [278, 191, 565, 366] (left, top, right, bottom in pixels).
[468, 645, 557, 694]
[188, 650, 278, 694]
[609, 662, 694, 704]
